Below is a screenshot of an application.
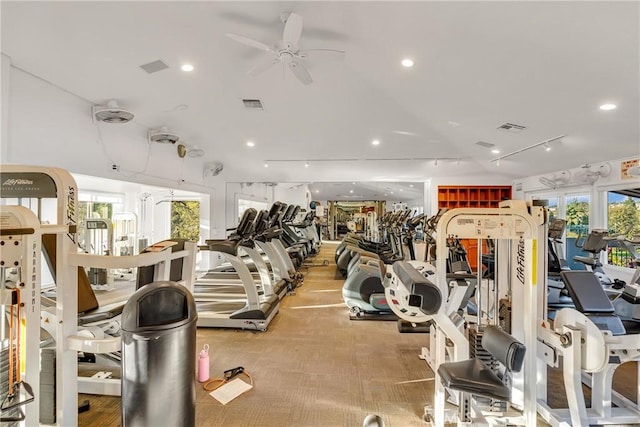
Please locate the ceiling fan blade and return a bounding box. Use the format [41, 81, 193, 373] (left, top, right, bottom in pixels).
[283, 12, 303, 47]
[248, 56, 280, 76]
[226, 33, 272, 52]
[298, 48, 345, 55]
[289, 57, 312, 85]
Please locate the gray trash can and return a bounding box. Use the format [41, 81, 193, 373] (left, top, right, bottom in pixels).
[121, 281, 197, 427]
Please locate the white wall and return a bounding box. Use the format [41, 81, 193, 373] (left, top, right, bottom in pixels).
[222, 181, 311, 230]
[1, 54, 10, 163]
[274, 183, 311, 214]
[2, 63, 226, 268]
[224, 182, 275, 230]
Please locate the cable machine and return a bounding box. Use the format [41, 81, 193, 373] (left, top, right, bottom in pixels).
[0, 165, 197, 426]
[385, 200, 546, 426]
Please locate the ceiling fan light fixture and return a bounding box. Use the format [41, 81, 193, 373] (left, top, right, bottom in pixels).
[92, 99, 135, 124]
[148, 126, 180, 144]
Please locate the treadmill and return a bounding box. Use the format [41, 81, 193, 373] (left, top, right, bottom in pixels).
[194, 209, 280, 331]
[195, 209, 289, 300]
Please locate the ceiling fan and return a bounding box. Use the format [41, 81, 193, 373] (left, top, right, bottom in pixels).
[226, 12, 344, 85]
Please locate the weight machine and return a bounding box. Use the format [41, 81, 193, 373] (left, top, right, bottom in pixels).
[81, 218, 114, 290]
[0, 165, 197, 425]
[386, 200, 545, 426]
[1, 206, 47, 425]
[113, 212, 137, 280]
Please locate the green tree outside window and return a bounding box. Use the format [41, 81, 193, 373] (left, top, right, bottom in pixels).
[171, 201, 200, 242]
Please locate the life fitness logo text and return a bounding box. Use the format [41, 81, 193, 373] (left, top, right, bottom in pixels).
[2, 178, 34, 186]
[516, 238, 525, 285]
[66, 186, 77, 243]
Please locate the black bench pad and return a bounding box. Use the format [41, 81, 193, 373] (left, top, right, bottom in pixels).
[438, 358, 510, 401]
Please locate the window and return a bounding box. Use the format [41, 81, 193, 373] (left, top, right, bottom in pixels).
[565, 194, 590, 270]
[545, 197, 559, 223]
[171, 200, 200, 242]
[607, 190, 640, 267]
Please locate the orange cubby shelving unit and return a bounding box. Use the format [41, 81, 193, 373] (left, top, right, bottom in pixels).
[437, 185, 512, 271]
[437, 185, 512, 209]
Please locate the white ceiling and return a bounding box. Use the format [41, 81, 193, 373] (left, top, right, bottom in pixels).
[2, 1, 639, 195]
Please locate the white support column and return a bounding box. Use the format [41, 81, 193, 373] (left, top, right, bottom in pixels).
[57, 232, 79, 426]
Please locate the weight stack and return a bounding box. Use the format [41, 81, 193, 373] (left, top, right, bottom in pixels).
[468, 326, 507, 412]
[40, 348, 56, 424]
[1, 343, 20, 426]
[498, 299, 512, 334]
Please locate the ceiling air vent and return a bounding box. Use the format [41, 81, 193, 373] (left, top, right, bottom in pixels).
[497, 122, 527, 133]
[475, 141, 495, 148]
[140, 60, 169, 74]
[242, 99, 264, 110]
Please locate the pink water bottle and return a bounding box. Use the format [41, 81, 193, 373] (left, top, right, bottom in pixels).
[198, 344, 210, 383]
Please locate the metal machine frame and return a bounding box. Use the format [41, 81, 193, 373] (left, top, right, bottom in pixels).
[1, 206, 49, 425]
[386, 201, 544, 426]
[0, 164, 197, 425]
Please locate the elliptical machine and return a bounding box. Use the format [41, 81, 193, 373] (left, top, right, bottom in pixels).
[341, 211, 421, 319]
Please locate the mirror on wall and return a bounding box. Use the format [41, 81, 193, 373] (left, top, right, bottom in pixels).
[308, 182, 424, 240]
[308, 182, 423, 204]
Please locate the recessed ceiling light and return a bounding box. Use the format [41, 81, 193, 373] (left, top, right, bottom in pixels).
[491, 149, 501, 154]
[246, 141, 255, 147]
[305, 162, 309, 168]
[399, 189, 403, 192]
[409, 184, 414, 187]
[401, 58, 414, 68]
[315, 190, 319, 193]
[599, 103, 617, 111]
[390, 191, 394, 194]
[371, 139, 380, 146]
[264, 162, 268, 168]
[181, 64, 194, 72]
[350, 190, 354, 194]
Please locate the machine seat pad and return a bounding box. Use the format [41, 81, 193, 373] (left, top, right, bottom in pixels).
[437, 359, 510, 401]
[78, 301, 124, 326]
[205, 239, 241, 255]
[393, 261, 442, 315]
[437, 326, 525, 401]
[561, 271, 615, 314]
